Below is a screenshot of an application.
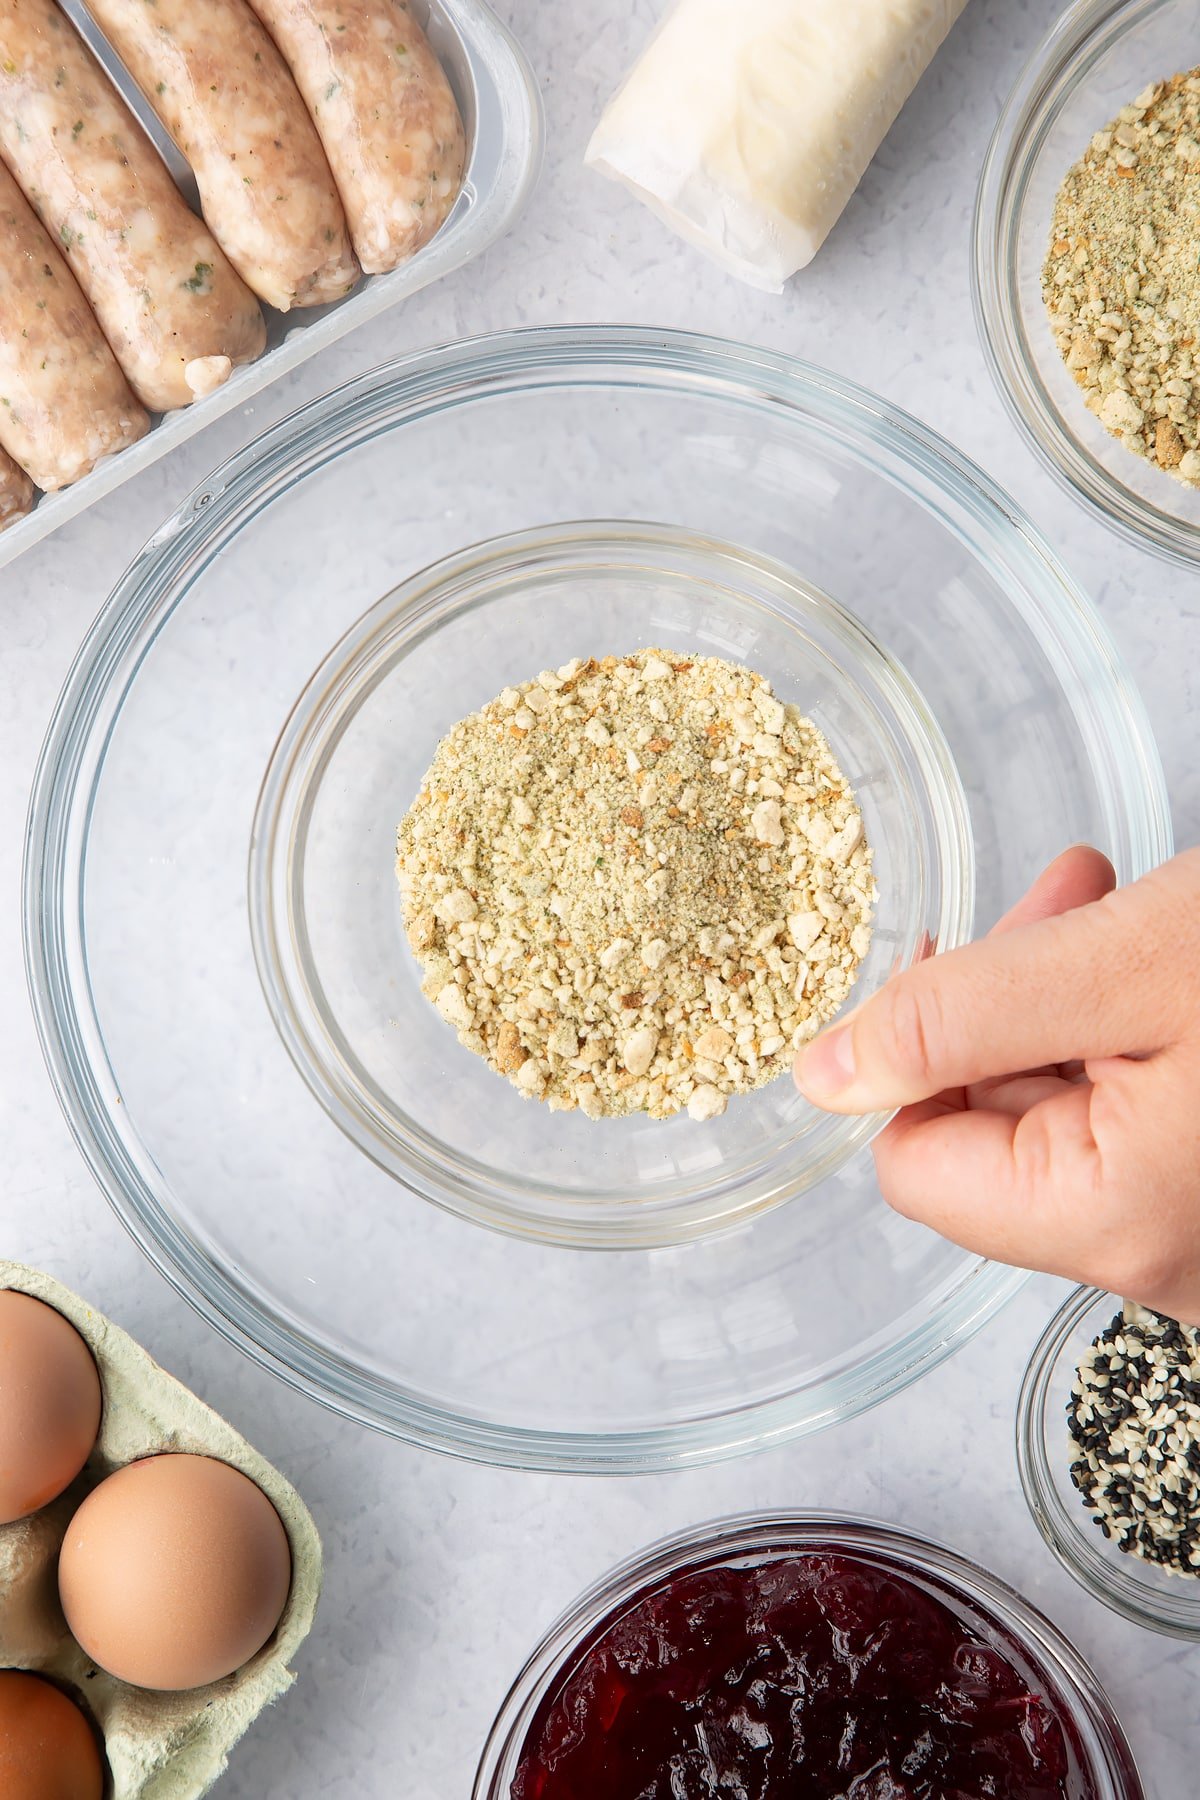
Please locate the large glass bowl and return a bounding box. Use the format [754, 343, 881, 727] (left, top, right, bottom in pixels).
[473, 1512, 1145, 1798]
[24, 327, 1171, 1471]
[974, 0, 1200, 565]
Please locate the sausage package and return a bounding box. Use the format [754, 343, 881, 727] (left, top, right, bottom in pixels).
[586, 0, 971, 291]
[0, 1262, 322, 1800]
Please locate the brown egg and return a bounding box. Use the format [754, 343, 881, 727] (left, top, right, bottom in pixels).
[0, 1290, 102, 1524]
[59, 1452, 292, 1691]
[0, 1671, 105, 1800]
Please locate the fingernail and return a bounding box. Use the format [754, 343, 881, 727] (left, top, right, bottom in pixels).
[794, 1025, 857, 1101]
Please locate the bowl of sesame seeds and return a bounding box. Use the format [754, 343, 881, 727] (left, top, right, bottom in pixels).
[974, 0, 1200, 565]
[1018, 1287, 1200, 1638]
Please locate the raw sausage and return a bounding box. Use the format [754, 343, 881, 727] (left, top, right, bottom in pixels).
[246, 0, 466, 274]
[0, 0, 265, 412]
[83, 0, 360, 311]
[0, 0, 265, 409]
[0, 159, 149, 491]
[0, 447, 35, 529]
[247, 0, 465, 275]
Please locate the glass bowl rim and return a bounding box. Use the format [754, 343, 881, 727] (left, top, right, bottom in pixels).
[22, 324, 1172, 1468]
[472, 1506, 1145, 1798]
[972, 0, 1200, 568]
[248, 515, 975, 1250]
[1017, 1284, 1200, 1639]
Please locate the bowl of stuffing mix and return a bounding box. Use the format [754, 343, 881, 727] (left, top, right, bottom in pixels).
[251, 520, 967, 1249]
[975, 0, 1200, 565]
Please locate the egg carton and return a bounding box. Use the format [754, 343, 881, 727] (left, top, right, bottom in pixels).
[0, 1261, 322, 1799]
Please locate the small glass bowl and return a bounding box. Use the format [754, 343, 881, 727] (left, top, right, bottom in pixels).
[973, 0, 1200, 565]
[1019, 1286, 1200, 1639]
[473, 1511, 1145, 1798]
[250, 520, 970, 1249]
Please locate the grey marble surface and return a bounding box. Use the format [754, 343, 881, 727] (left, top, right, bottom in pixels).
[1, 0, 1196, 1794]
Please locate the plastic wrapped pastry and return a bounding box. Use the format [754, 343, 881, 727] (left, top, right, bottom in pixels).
[586, 0, 970, 291]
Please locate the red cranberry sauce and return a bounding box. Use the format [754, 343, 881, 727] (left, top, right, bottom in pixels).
[512, 1553, 1097, 1800]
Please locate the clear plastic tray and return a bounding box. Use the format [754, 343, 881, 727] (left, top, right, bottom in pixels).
[0, 0, 541, 573]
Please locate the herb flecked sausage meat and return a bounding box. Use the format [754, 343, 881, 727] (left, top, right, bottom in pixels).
[84, 0, 360, 311]
[0, 159, 149, 490]
[0, 446, 35, 528]
[0, 0, 265, 412]
[245, 0, 466, 275]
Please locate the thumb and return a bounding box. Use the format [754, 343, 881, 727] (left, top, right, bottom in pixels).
[793, 851, 1172, 1114]
[987, 843, 1115, 937]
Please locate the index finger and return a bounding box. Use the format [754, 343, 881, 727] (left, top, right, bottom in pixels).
[988, 845, 1115, 937]
[794, 852, 1178, 1113]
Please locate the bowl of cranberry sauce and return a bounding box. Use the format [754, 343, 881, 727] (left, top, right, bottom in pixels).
[474, 1514, 1143, 1800]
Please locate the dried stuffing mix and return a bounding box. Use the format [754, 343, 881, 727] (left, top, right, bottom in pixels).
[1044, 70, 1200, 484]
[395, 649, 875, 1121]
[1069, 1302, 1200, 1576]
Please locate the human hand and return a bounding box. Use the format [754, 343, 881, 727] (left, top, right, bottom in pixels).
[793, 845, 1200, 1322]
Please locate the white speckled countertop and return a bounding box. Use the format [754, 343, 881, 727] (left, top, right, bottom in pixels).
[1, 1, 1196, 1793]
